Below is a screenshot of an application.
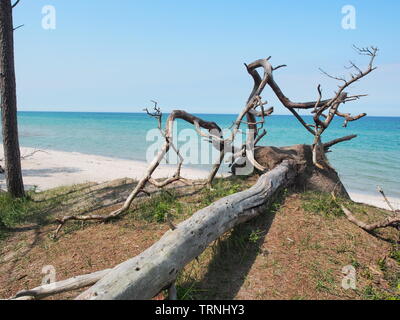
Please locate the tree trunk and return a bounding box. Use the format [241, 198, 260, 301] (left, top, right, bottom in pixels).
[0, 0, 24, 198]
[254, 144, 350, 198]
[76, 160, 296, 300]
[12, 269, 111, 300]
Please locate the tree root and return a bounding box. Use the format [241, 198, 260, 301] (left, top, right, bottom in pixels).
[340, 205, 400, 232]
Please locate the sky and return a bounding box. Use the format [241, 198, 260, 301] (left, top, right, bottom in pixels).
[12, 0, 400, 116]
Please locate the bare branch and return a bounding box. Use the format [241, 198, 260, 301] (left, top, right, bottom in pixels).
[341, 205, 400, 232]
[254, 129, 267, 146]
[319, 68, 347, 83]
[323, 134, 357, 151]
[246, 59, 331, 110]
[13, 24, 24, 31]
[335, 111, 367, 127]
[304, 46, 377, 167]
[248, 106, 274, 118]
[345, 60, 363, 75]
[11, 269, 111, 300]
[272, 64, 287, 71]
[377, 186, 398, 214]
[20, 149, 47, 160]
[12, 0, 21, 8]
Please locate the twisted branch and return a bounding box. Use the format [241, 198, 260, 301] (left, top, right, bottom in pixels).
[341, 205, 400, 232]
[257, 46, 377, 168]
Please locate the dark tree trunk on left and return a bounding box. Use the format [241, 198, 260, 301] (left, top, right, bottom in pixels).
[0, 0, 24, 198]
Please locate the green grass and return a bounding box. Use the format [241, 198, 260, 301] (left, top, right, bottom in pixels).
[0, 192, 43, 226]
[350, 259, 361, 269]
[200, 178, 244, 207]
[311, 264, 336, 293]
[0, 177, 248, 241]
[362, 246, 400, 300]
[0, 184, 90, 240]
[0, 191, 44, 240]
[377, 257, 388, 272]
[301, 191, 344, 218]
[363, 284, 400, 300]
[390, 248, 400, 264]
[136, 190, 182, 223]
[248, 229, 264, 244]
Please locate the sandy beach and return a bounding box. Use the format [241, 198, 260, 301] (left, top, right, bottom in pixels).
[0, 145, 213, 191]
[0, 145, 398, 211]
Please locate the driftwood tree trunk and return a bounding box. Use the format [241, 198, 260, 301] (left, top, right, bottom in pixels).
[13, 49, 380, 299]
[0, 0, 24, 198]
[12, 269, 111, 300]
[54, 47, 377, 234]
[76, 160, 296, 300]
[254, 143, 352, 198]
[12, 160, 296, 300]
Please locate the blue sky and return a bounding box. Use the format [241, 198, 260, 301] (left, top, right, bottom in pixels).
[13, 0, 400, 116]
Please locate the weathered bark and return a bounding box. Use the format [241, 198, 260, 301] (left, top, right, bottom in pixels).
[341, 205, 400, 231]
[323, 135, 357, 151]
[12, 269, 111, 300]
[0, 0, 24, 197]
[254, 144, 350, 198]
[76, 160, 296, 300]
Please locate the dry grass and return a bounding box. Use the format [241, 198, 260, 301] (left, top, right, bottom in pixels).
[0, 177, 398, 300]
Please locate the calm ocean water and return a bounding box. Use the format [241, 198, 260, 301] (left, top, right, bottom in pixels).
[13, 111, 400, 198]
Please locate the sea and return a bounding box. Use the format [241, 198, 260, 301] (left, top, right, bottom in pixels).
[13, 111, 400, 199]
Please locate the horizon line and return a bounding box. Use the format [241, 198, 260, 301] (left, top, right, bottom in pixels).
[17, 110, 400, 118]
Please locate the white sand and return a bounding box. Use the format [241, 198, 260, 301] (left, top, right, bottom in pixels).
[349, 193, 400, 211]
[0, 146, 211, 191]
[0, 145, 398, 211]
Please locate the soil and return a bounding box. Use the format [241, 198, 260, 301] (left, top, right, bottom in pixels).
[0, 178, 398, 300]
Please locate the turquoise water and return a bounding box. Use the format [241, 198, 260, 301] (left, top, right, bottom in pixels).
[13, 111, 400, 198]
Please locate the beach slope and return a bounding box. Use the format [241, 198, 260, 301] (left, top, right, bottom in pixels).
[0, 145, 398, 211]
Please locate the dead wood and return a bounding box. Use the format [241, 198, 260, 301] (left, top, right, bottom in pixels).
[340, 205, 400, 232]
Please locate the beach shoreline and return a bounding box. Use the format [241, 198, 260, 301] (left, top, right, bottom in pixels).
[0, 145, 214, 191]
[0, 145, 398, 211]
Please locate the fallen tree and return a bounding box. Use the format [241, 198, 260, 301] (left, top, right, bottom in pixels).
[11, 160, 295, 300]
[76, 160, 296, 300]
[54, 46, 377, 235]
[14, 47, 383, 299]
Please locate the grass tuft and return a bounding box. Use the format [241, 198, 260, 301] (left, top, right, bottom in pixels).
[136, 190, 182, 223]
[301, 191, 344, 218]
[200, 177, 245, 207]
[0, 192, 43, 227]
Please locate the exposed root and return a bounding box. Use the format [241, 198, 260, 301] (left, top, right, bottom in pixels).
[10, 269, 111, 300]
[340, 205, 400, 232]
